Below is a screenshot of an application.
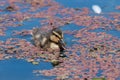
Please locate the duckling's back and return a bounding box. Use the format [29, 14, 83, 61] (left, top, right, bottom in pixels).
[32, 28, 50, 48]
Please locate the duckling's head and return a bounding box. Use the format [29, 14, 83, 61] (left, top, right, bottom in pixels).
[50, 28, 65, 50]
[50, 28, 63, 42]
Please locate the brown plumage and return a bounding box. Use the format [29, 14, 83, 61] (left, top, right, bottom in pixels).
[32, 28, 65, 52]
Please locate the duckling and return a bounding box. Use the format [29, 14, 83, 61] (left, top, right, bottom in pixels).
[32, 28, 65, 52]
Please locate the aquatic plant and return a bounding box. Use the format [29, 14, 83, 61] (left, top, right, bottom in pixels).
[0, 0, 120, 80]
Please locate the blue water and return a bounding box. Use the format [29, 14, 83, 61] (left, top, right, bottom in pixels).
[0, 58, 54, 80]
[56, 0, 120, 13]
[96, 69, 104, 77]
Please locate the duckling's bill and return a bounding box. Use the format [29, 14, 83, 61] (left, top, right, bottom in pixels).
[59, 39, 66, 50]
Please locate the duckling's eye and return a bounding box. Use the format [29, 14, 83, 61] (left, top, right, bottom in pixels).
[52, 31, 62, 39]
[54, 34, 61, 39]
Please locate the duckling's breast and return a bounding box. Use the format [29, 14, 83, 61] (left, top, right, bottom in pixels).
[50, 42, 60, 50]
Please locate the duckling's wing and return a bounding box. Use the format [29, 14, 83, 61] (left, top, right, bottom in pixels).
[38, 32, 50, 48]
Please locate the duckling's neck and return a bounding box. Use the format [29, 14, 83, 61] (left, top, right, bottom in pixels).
[49, 40, 65, 51]
[50, 39, 59, 44]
